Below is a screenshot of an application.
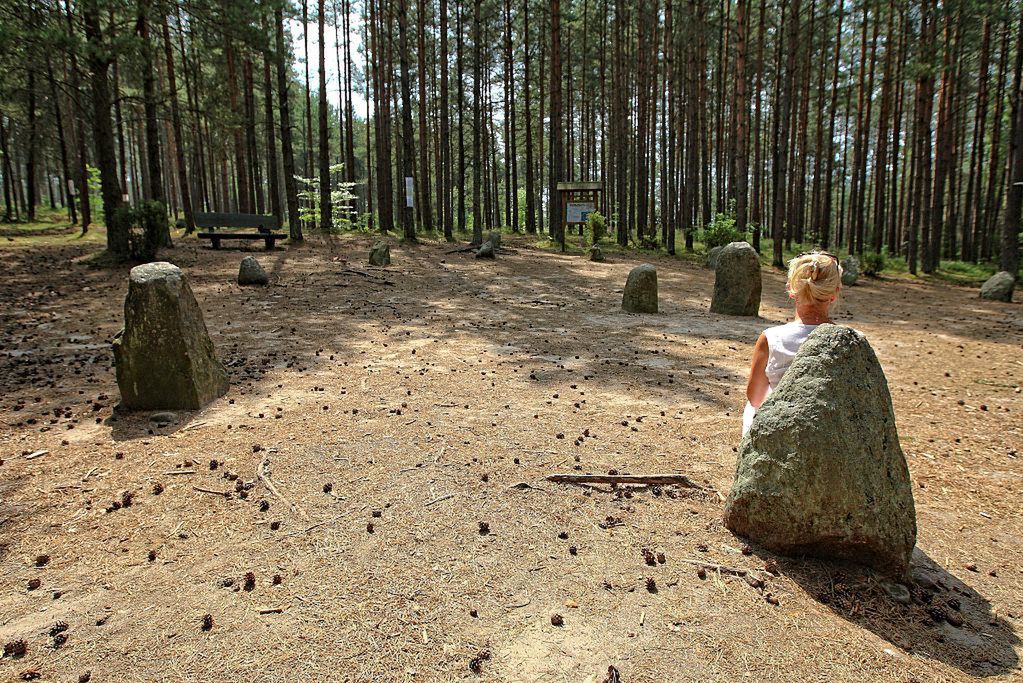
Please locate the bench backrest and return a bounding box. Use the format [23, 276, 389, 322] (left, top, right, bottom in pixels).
[194, 212, 279, 231]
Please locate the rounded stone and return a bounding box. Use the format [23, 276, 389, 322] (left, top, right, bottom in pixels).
[723, 325, 917, 580]
[841, 256, 860, 287]
[710, 241, 761, 316]
[238, 256, 269, 286]
[369, 241, 391, 266]
[622, 264, 657, 313]
[980, 271, 1015, 302]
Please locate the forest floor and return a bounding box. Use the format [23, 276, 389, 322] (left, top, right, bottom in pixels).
[0, 223, 1020, 682]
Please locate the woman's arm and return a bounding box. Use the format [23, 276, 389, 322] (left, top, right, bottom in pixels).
[746, 333, 770, 408]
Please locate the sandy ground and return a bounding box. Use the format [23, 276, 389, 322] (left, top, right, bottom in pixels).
[0, 229, 1020, 682]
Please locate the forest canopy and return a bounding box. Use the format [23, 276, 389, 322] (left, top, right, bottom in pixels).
[0, 0, 1020, 276]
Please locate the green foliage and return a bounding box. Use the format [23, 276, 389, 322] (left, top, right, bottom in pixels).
[702, 211, 748, 249]
[296, 164, 358, 233]
[587, 210, 607, 244]
[113, 200, 166, 262]
[861, 252, 886, 277]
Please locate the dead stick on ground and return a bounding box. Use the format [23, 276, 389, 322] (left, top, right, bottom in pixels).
[675, 558, 750, 577]
[258, 607, 285, 615]
[287, 513, 348, 537]
[425, 492, 456, 507]
[545, 473, 707, 490]
[193, 486, 231, 497]
[164, 469, 196, 475]
[257, 456, 308, 519]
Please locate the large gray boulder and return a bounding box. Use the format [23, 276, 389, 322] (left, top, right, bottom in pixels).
[980, 271, 1015, 302]
[113, 262, 229, 411]
[622, 264, 657, 313]
[486, 231, 502, 250]
[841, 256, 860, 287]
[724, 325, 917, 579]
[706, 246, 723, 270]
[369, 240, 391, 266]
[710, 241, 761, 316]
[237, 256, 269, 286]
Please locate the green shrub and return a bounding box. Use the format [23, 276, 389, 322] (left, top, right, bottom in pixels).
[861, 252, 886, 276]
[702, 212, 747, 249]
[587, 210, 607, 244]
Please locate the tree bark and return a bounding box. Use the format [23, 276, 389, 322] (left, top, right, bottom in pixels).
[82, 0, 124, 252]
[274, 9, 303, 240]
[317, 0, 333, 232]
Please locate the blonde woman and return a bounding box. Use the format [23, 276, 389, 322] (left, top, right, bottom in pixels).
[742, 252, 843, 436]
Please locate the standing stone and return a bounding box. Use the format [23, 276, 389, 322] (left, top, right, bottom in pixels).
[113, 262, 229, 411]
[237, 256, 269, 285]
[710, 241, 761, 316]
[622, 264, 658, 313]
[980, 271, 1015, 302]
[369, 240, 391, 266]
[706, 246, 723, 270]
[476, 240, 496, 259]
[724, 325, 917, 579]
[486, 231, 502, 250]
[589, 244, 605, 262]
[841, 255, 860, 286]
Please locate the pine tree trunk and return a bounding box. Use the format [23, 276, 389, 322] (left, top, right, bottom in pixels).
[523, 0, 537, 235]
[416, 0, 433, 231]
[262, 47, 282, 227]
[82, 0, 124, 252]
[549, 0, 564, 250]
[162, 19, 194, 233]
[1001, 12, 1023, 276]
[440, 0, 453, 238]
[46, 57, 77, 225]
[317, 0, 333, 232]
[398, 0, 417, 240]
[274, 8, 302, 240]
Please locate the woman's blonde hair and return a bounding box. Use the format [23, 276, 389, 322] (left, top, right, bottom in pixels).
[787, 252, 842, 304]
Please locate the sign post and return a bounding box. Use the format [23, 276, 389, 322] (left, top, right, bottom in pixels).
[555, 181, 603, 251]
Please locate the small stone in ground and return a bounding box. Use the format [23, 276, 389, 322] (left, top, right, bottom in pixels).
[369, 241, 391, 266]
[237, 256, 269, 286]
[881, 580, 912, 604]
[980, 271, 1015, 302]
[622, 264, 657, 313]
[710, 242, 761, 316]
[149, 412, 178, 424]
[589, 244, 605, 262]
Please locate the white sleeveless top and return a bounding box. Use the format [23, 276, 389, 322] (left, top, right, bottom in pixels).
[742, 322, 819, 436]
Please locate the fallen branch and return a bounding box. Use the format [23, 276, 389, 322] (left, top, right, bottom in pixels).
[258, 607, 285, 615]
[425, 492, 456, 507]
[287, 513, 348, 537]
[675, 558, 749, 577]
[193, 486, 232, 498]
[444, 244, 478, 254]
[25, 450, 49, 460]
[545, 473, 707, 490]
[257, 456, 308, 519]
[164, 469, 196, 475]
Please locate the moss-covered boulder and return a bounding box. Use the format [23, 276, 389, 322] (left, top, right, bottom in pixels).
[622, 264, 657, 313]
[113, 262, 229, 411]
[724, 325, 917, 579]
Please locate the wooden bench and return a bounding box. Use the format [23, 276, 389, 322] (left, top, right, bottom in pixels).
[195, 212, 287, 250]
